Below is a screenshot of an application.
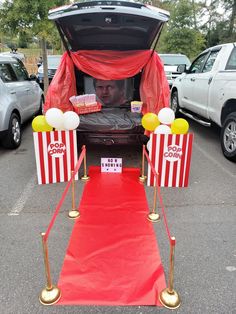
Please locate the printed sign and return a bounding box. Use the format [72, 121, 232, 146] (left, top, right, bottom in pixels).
[48, 141, 66, 158]
[33, 130, 78, 184]
[101, 158, 122, 173]
[163, 144, 182, 162]
[147, 133, 193, 187]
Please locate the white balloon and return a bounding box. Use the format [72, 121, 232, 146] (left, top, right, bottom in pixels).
[63, 111, 80, 130]
[55, 123, 65, 131]
[158, 108, 175, 125]
[154, 124, 172, 134]
[146, 139, 151, 151]
[45, 108, 64, 129]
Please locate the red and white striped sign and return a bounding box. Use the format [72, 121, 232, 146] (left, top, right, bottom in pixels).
[147, 133, 194, 187]
[33, 130, 78, 184]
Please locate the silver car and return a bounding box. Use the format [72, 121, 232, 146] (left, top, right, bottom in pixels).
[159, 54, 191, 88]
[36, 54, 62, 90]
[0, 55, 44, 148]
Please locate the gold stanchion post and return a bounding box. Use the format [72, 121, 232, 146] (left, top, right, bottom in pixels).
[39, 233, 61, 305]
[68, 170, 80, 219]
[81, 145, 90, 181]
[139, 145, 147, 183]
[147, 181, 160, 222]
[159, 237, 181, 309]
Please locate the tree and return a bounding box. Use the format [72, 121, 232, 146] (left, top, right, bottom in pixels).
[222, 0, 236, 40]
[0, 0, 68, 94]
[198, 0, 235, 46]
[157, 0, 205, 59]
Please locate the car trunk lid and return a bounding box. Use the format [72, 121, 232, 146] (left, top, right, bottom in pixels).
[48, 0, 169, 51]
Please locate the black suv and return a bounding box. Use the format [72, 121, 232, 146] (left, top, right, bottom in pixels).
[46, 0, 170, 146]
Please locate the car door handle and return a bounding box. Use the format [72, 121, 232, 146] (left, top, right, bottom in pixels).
[208, 77, 213, 84]
[190, 77, 195, 82]
[24, 88, 30, 92]
[10, 90, 16, 94]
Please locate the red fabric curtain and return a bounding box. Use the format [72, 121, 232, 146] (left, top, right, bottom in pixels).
[44, 50, 170, 114]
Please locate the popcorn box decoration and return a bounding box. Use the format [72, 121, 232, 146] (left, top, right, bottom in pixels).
[131, 101, 143, 113]
[147, 133, 194, 187]
[33, 130, 78, 184]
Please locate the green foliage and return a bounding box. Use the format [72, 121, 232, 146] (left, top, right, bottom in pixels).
[200, 0, 236, 46]
[0, 0, 235, 58]
[18, 31, 30, 48]
[0, 0, 68, 50]
[157, 0, 205, 59]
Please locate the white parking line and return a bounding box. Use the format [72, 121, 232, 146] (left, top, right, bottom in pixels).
[226, 266, 236, 272]
[8, 175, 36, 216]
[193, 142, 236, 178]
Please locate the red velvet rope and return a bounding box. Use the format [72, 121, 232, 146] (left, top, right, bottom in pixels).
[143, 146, 174, 246]
[43, 147, 86, 242]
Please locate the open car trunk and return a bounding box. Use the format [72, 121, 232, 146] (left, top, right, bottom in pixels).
[45, 1, 170, 146]
[74, 69, 145, 145]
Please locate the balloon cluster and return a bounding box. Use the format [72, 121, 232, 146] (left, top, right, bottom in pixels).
[32, 108, 80, 132]
[142, 108, 190, 151]
[141, 108, 189, 135]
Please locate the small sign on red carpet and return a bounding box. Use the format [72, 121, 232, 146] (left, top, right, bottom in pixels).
[101, 157, 122, 173]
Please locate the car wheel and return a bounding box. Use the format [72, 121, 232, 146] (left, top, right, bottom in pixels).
[2, 113, 22, 149]
[171, 90, 180, 116]
[220, 112, 236, 162]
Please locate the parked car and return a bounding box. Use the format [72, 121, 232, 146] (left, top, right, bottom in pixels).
[36, 55, 62, 90]
[0, 50, 25, 62]
[159, 53, 191, 88]
[0, 55, 44, 148]
[45, 0, 170, 146]
[170, 42, 236, 162]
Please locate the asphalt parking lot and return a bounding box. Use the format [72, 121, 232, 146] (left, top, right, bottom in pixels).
[0, 121, 236, 314]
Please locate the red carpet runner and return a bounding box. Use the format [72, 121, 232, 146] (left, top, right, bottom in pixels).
[57, 166, 166, 306]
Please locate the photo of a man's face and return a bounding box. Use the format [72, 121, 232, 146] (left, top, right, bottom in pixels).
[94, 79, 126, 106]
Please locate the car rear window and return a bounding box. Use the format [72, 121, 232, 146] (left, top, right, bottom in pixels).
[159, 55, 191, 66]
[225, 47, 236, 70]
[47, 56, 61, 68]
[0, 62, 17, 82]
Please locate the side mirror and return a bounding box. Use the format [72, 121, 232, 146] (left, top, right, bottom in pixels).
[177, 64, 187, 73]
[29, 74, 37, 80]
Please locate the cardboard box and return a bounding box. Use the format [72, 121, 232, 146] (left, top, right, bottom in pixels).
[147, 133, 194, 187]
[33, 130, 78, 184]
[73, 102, 102, 115]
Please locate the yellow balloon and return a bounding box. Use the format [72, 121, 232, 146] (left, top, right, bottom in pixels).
[32, 115, 53, 132]
[141, 113, 160, 131]
[171, 118, 189, 134]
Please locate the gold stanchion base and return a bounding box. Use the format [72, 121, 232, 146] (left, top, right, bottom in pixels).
[81, 175, 90, 181]
[139, 175, 147, 183]
[159, 288, 181, 309]
[68, 209, 80, 219]
[147, 212, 160, 222]
[39, 285, 61, 305]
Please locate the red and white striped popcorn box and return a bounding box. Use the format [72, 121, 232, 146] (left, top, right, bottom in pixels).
[33, 130, 78, 184]
[147, 133, 194, 187]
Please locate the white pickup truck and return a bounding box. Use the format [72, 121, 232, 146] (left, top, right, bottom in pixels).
[170, 42, 236, 161]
